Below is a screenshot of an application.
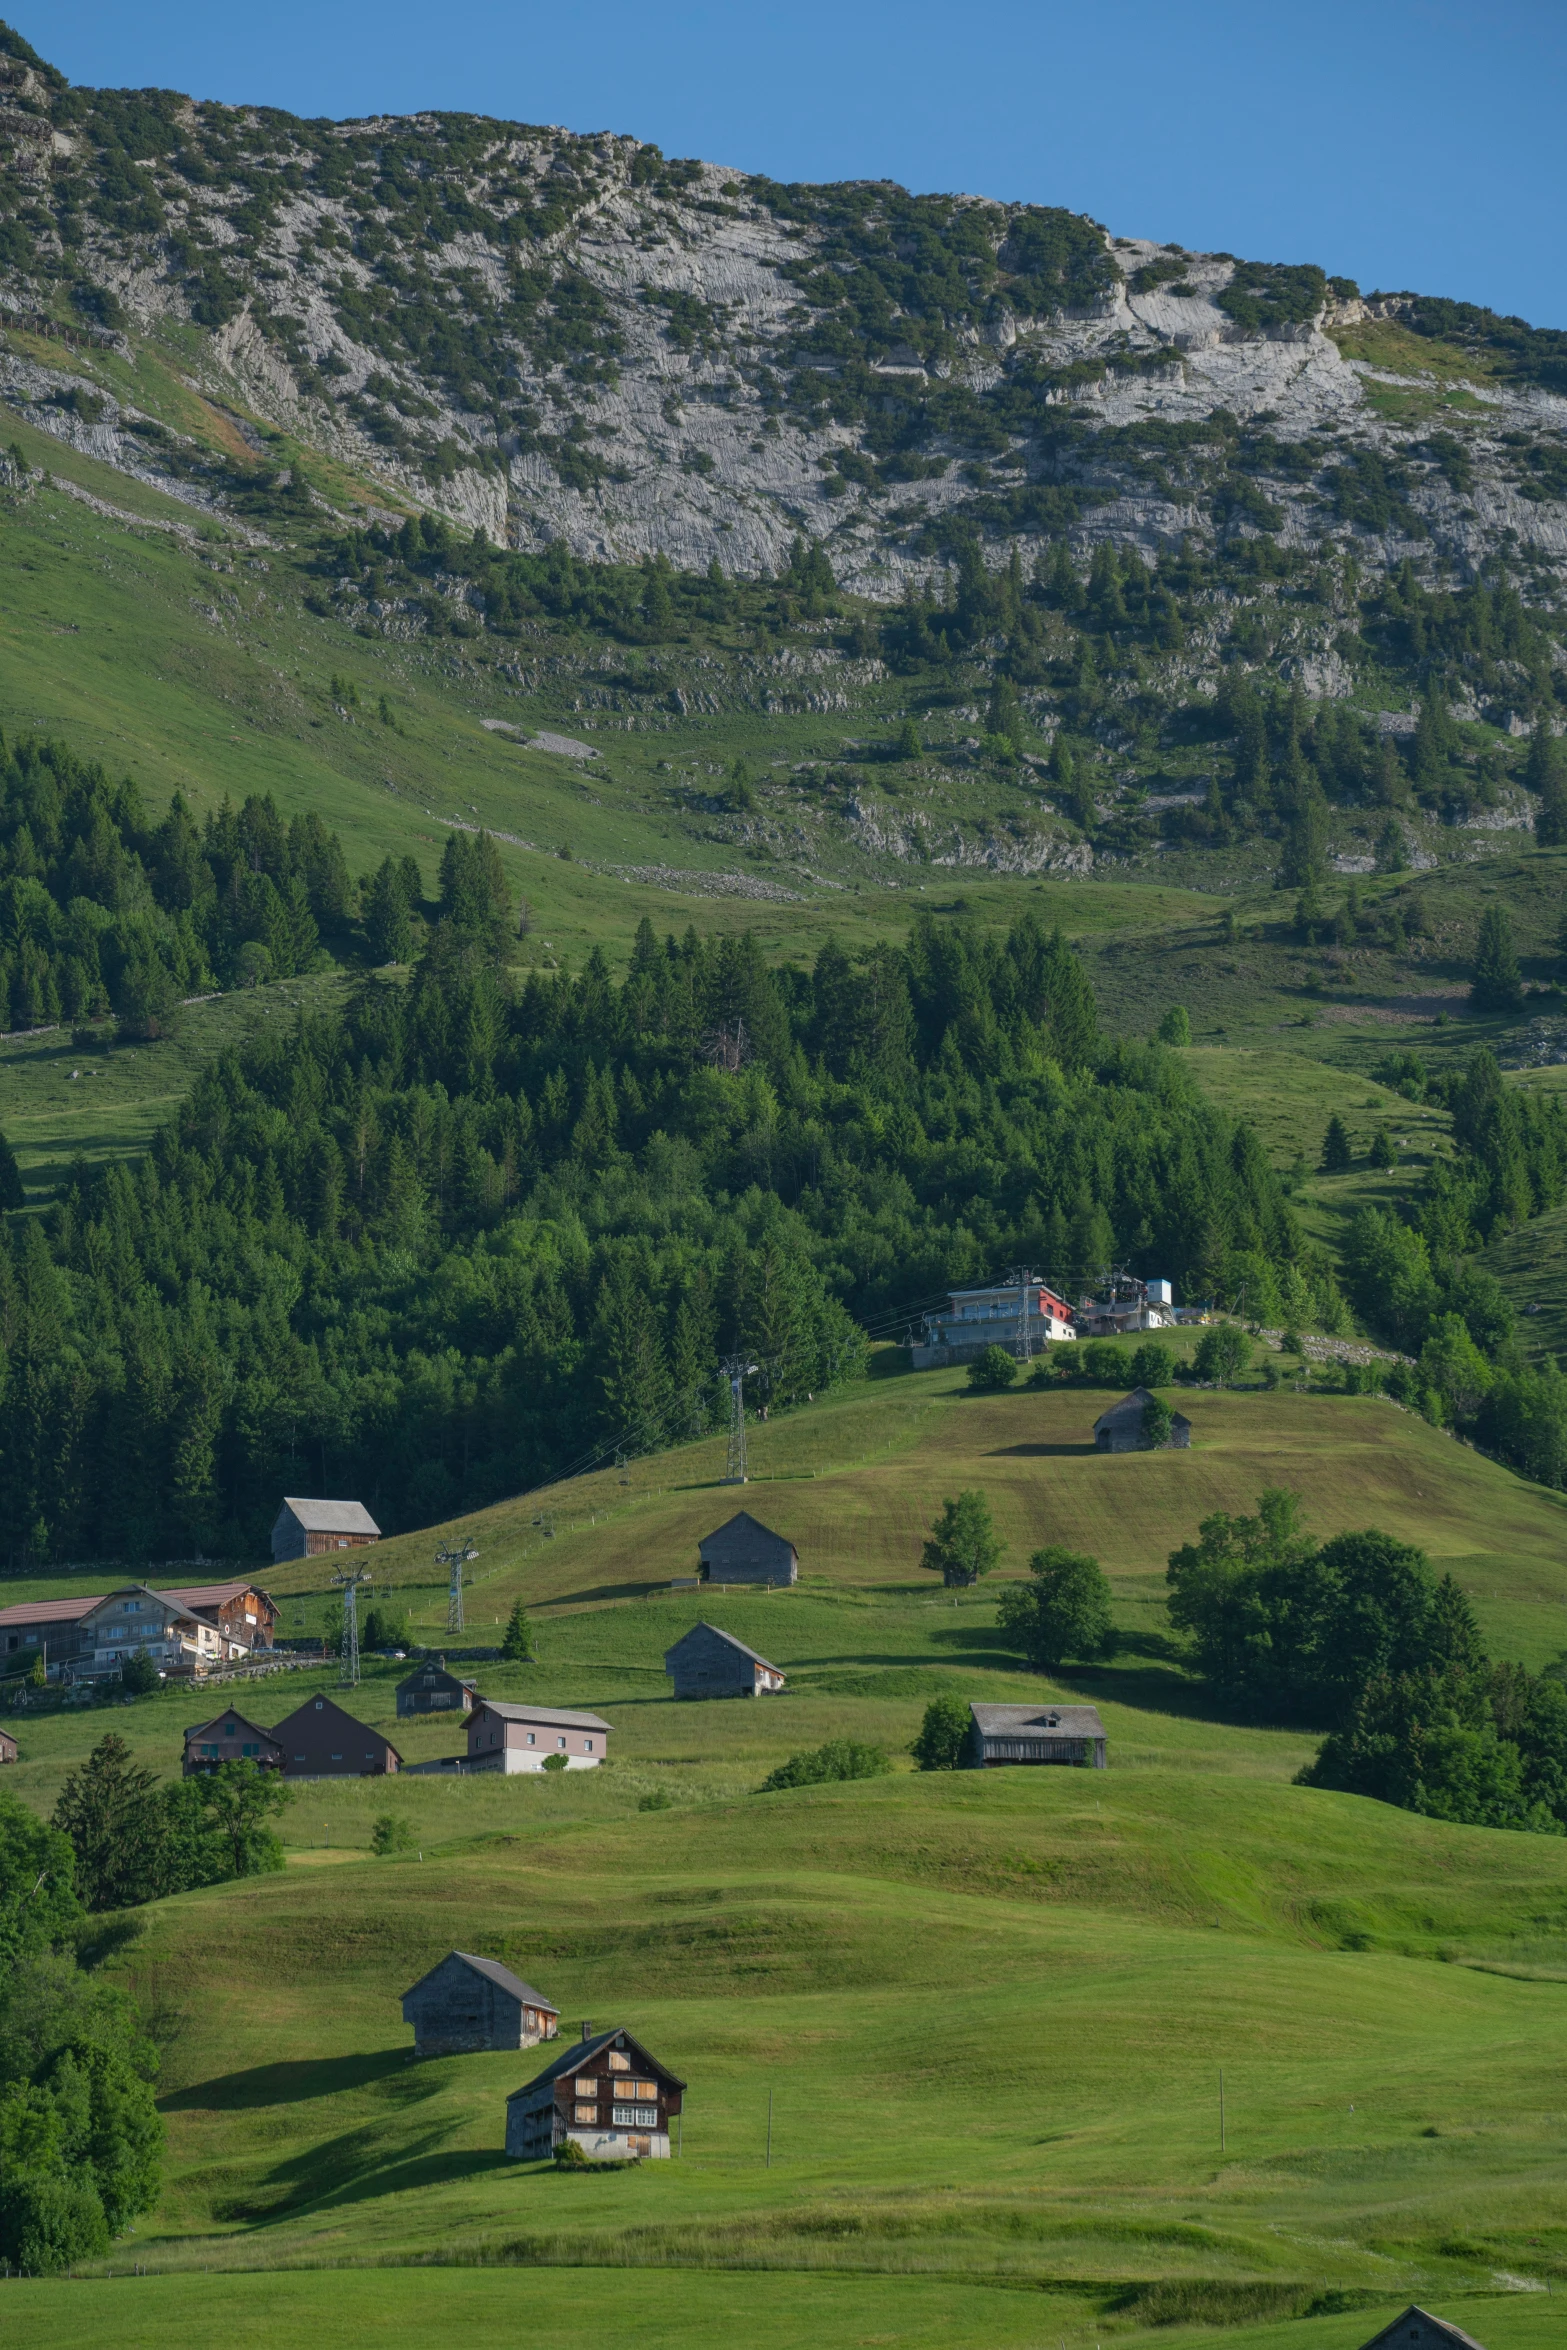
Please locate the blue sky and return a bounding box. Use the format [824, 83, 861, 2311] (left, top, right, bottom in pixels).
[26, 0, 1567, 327]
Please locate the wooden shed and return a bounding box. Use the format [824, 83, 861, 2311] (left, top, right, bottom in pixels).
[401, 1952, 560, 2057]
[271, 1693, 402, 1777]
[969, 1702, 1107, 1770]
[271, 1496, 381, 1563]
[1357, 2312, 1489, 2350]
[0, 1728, 17, 1765]
[1092, 1387, 1191, 1453]
[182, 1707, 285, 1777]
[396, 1658, 477, 1718]
[664, 1622, 785, 1700]
[697, 1510, 798, 1587]
[506, 2023, 685, 2162]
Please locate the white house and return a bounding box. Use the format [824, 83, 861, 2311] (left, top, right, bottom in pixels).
[76, 1585, 224, 1678]
[912, 1276, 1077, 1371]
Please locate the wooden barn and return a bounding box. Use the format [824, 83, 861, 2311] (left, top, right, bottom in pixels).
[182, 1708, 285, 1776]
[969, 1702, 1108, 1770]
[271, 1693, 402, 1777]
[506, 2024, 685, 2162]
[0, 1728, 17, 1765]
[270, 1496, 381, 1563]
[697, 1511, 798, 1587]
[401, 1952, 560, 2056]
[664, 1622, 785, 1700]
[1092, 1388, 1191, 1453]
[396, 1658, 477, 1718]
[1357, 2313, 1489, 2350]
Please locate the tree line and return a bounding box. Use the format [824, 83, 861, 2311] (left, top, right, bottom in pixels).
[0, 886, 1316, 1562]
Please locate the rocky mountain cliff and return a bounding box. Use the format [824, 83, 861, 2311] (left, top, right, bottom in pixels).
[2, 16, 1566, 618]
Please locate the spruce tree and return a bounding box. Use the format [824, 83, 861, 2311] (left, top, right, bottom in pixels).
[501, 1598, 534, 1663]
[1470, 904, 1523, 1014]
[0, 1125, 23, 1211]
[1320, 1114, 1354, 1174]
[1527, 729, 1567, 847]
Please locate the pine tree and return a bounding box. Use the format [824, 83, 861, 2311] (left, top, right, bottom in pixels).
[1527, 729, 1567, 847]
[1470, 904, 1523, 1013]
[1320, 1113, 1354, 1173]
[0, 1125, 23, 1211]
[501, 1598, 534, 1662]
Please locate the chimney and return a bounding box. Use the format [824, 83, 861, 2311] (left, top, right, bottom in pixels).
[581, 2020, 592, 2041]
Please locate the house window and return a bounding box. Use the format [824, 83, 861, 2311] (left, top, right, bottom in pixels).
[330, 1753, 343, 1761]
[294, 1753, 306, 1762]
[573, 2103, 597, 2124]
[314, 1700, 323, 1711]
[574, 2077, 598, 2095]
[612, 2106, 658, 2127]
[526, 1732, 535, 1746]
[622, 2079, 657, 2101]
[557, 1736, 566, 1750]
[607, 2052, 631, 2072]
[584, 1738, 593, 1753]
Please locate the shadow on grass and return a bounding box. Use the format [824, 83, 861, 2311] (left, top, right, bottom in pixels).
[552, 1579, 668, 1606]
[986, 1441, 1099, 1458]
[163, 2047, 419, 2113]
[215, 2127, 514, 2222]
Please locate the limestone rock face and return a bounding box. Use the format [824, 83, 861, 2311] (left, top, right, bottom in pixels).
[1, 51, 1564, 604]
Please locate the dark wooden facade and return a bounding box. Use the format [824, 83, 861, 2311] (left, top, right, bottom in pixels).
[182, 1707, 286, 1776]
[506, 2024, 685, 2162]
[697, 1510, 798, 1587]
[1092, 1388, 1191, 1453]
[402, 1952, 559, 2056]
[271, 1496, 381, 1563]
[0, 1728, 17, 1764]
[969, 1702, 1108, 1769]
[271, 1693, 402, 1777]
[165, 1580, 279, 1653]
[1357, 2311, 1489, 2350]
[664, 1621, 785, 1700]
[396, 1659, 477, 1718]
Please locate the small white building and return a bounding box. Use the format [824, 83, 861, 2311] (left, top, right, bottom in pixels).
[1076, 1277, 1177, 1336]
[912, 1276, 1077, 1371]
[466, 1700, 612, 1772]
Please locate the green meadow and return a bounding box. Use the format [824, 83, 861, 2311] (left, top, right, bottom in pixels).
[6, 1367, 1567, 2347]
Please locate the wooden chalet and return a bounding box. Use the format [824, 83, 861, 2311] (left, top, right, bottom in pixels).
[697, 1510, 798, 1587]
[466, 1700, 610, 1772]
[969, 1702, 1107, 1770]
[664, 1622, 785, 1700]
[182, 1707, 286, 1776]
[76, 1585, 224, 1678]
[1357, 2313, 1490, 2350]
[1092, 1387, 1191, 1453]
[396, 1657, 478, 1718]
[402, 1952, 560, 2056]
[506, 2023, 685, 2162]
[271, 1496, 381, 1563]
[0, 1728, 17, 1765]
[164, 1580, 278, 1654]
[271, 1693, 402, 1777]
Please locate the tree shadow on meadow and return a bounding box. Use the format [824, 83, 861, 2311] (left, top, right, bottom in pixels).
[163, 2046, 424, 2113]
[212, 2118, 515, 2223]
[985, 1440, 1099, 1458]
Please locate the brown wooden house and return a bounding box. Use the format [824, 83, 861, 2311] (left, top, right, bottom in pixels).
[271, 1497, 381, 1563]
[1357, 2312, 1490, 2350]
[182, 1707, 286, 1776]
[506, 2024, 685, 2162]
[697, 1510, 798, 1587]
[664, 1622, 785, 1700]
[402, 1952, 560, 2056]
[164, 1580, 279, 1654]
[396, 1658, 477, 1718]
[0, 1728, 17, 1765]
[271, 1693, 402, 1777]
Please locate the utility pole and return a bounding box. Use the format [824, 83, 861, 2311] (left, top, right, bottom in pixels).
[435, 1539, 479, 1637]
[331, 1566, 373, 1688]
[1008, 1265, 1035, 1363]
[719, 1356, 757, 1485]
[766, 2086, 773, 2168]
[1220, 2068, 1226, 2154]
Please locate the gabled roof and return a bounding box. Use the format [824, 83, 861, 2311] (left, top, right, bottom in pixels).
[183, 1708, 282, 1747]
[0, 1594, 100, 1628]
[1358, 2310, 1491, 2350]
[473, 1700, 612, 1732]
[506, 2025, 686, 2101]
[698, 1510, 794, 1552]
[398, 1660, 474, 1687]
[80, 1583, 206, 1628]
[1092, 1386, 1192, 1430]
[276, 1497, 381, 1536]
[970, 1702, 1106, 1738]
[664, 1622, 781, 1672]
[271, 1692, 404, 1759]
[403, 1950, 559, 2013]
[163, 1581, 274, 1611]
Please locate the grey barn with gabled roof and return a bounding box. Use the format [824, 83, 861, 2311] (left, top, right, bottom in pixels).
[970, 1702, 1107, 1770]
[664, 1622, 786, 1700]
[402, 1952, 560, 2057]
[1356, 2311, 1490, 2350]
[1092, 1387, 1191, 1453]
[697, 1511, 798, 1587]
